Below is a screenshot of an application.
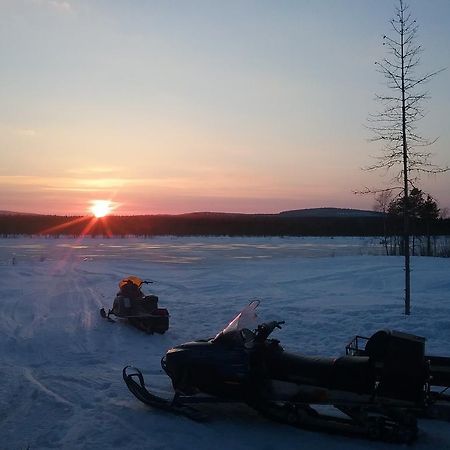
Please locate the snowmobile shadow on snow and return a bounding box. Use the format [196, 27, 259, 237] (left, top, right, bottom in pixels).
[123, 300, 450, 444]
[100, 276, 169, 334]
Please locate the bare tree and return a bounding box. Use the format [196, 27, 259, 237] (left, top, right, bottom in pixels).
[366, 0, 447, 315]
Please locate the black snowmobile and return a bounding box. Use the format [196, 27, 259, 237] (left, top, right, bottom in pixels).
[100, 276, 169, 334]
[123, 301, 450, 443]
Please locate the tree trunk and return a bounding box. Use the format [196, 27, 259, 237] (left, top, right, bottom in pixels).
[400, 3, 411, 315]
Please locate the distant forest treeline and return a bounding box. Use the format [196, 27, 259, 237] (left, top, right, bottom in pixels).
[1, 213, 450, 237]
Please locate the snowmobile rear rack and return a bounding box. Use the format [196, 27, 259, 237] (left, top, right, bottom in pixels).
[345, 335, 369, 356]
[345, 332, 450, 422]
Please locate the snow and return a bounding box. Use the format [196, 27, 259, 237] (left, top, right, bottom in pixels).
[1, 236, 450, 449]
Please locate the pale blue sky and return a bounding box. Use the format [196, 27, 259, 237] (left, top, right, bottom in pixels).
[0, 0, 449, 215]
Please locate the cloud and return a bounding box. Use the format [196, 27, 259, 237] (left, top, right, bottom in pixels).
[0, 175, 46, 186]
[48, 0, 72, 12]
[31, 0, 73, 13]
[0, 175, 123, 192]
[14, 128, 37, 137]
[75, 178, 126, 189]
[66, 167, 122, 176]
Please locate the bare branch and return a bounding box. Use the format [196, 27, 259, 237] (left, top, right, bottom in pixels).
[365, 0, 446, 182]
[353, 186, 402, 196]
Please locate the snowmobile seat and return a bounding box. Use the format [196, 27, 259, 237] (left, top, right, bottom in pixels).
[274, 353, 375, 395]
[142, 295, 159, 312]
[148, 308, 169, 334]
[331, 356, 375, 394]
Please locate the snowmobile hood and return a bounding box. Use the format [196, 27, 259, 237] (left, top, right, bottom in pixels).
[119, 276, 143, 289]
[168, 340, 213, 352]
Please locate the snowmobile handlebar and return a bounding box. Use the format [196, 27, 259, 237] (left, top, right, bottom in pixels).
[255, 320, 285, 342]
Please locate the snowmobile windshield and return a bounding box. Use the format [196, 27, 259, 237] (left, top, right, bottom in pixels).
[212, 300, 260, 344]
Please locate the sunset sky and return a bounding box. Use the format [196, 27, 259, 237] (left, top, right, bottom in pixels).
[1, 0, 449, 215]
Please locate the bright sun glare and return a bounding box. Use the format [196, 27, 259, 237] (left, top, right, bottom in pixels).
[90, 200, 113, 218]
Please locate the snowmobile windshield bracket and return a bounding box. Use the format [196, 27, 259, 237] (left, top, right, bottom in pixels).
[255, 321, 285, 342]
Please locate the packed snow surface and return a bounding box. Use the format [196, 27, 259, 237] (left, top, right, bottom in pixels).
[1, 236, 450, 449]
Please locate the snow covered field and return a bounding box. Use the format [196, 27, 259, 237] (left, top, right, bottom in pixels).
[1, 236, 450, 450]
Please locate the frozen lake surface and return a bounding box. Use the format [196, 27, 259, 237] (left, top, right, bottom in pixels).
[0, 236, 386, 264]
[1, 236, 449, 449]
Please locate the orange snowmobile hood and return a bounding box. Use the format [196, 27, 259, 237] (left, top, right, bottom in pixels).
[119, 276, 143, 289]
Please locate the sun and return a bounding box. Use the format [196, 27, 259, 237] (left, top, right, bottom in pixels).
[89, 200, 113, 218]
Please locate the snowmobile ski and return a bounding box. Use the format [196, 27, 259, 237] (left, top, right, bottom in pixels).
[122, 366, 207, 422]
[99, 308, 115, 322]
